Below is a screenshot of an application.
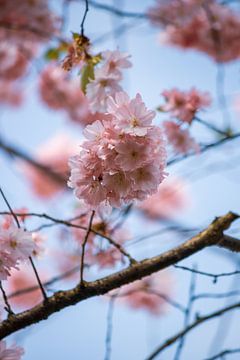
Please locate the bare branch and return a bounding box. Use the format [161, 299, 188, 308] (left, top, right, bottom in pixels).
[146, 301, 240, 360]
[0, 212, 237, 340]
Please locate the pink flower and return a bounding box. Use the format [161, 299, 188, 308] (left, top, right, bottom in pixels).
[107, 92, 155, 136]
[114, 272, 172, 315]
[19, 133, 79, 199]
[163, 120, 199, 154]
[0, 341, 24, 360]
[0, 0, 60, 45]
[86, 50, 132, 113]
[6, 265, 45, 310]
[0, 81, 23, 107]
[101, 50, 131, 79]
[39, 65, 98, 126]
[68, 91, 167, 209]
[138, 176, 190, 219]
[86, 68, 122, 113]
[0, 42, 28, 81]
[161, 88, 211, 124]
[0, 221, 38, 280]
[148, 0, 240, 63]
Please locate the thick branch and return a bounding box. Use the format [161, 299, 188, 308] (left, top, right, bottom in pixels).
[0, 212, 238, 340]
[218, 235, 240, 253]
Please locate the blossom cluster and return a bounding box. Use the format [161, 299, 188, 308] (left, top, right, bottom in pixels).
[160, 88, 211, 124]
[0, 0, 59, 45]
[0, 341, 24, 360]
[112, 272, 172, 314]
[86, 50, 132, 113]
[0, 0, 60, 107]
[159, 88, 211, 154]
[68, 91, 167, 209]
[39, 65, 98, 125]
[148, 0, 240, 63]
[0, 219, 39, 280]
[19, 133, 79, 199]
[138, 176, 189, 219]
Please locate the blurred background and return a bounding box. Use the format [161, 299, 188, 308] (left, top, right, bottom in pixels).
[1, 0, 240, 359]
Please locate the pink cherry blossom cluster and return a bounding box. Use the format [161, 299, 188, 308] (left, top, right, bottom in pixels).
[0, 0, 60, 45]
[148, 0, 240, 63]
[39, 65, 93, 125]
[138, 176, 189, 219]
[0, 42, 29, 106]
[68, 91, 167, 209]
[112, 272, 172, 315]
[6, 265, 45, 310]
[0, 341, 24, 360]
[0, 219, 39, 280]
[0, 0, 60, 107]
[159, 88, 210, 154]
[163, 121, 199, 155]
[160, 88, 211, 124]
[19, 133, 79, 199]
[86, 50, 132, 113]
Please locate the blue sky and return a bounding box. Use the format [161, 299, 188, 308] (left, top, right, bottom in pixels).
[1, 1, 240, 359]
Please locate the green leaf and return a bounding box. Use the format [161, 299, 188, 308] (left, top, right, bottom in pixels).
[45, 48, 60, 61]
[81, 62, 94, 94]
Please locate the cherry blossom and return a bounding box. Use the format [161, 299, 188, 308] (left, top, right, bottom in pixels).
[39, 65, 99, 125]
[148, 0, 240, 63]
[68, 91, 167, 209]
[0, 341, 24, 360]
[0, 0, 60, 45]
[0, 81, 23, 107]
[160, 88, 211, 124]
[138, 176, 190, 219]
[113, 272, 172, 315]
[86, 50, 132, 113]
[19, 133, 79, 199]
[163, 120, 199, 154]
[6, 265, 44, 310]
[0, 221, 38, 280]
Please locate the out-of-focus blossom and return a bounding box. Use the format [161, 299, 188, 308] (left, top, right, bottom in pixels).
[113, 272, 172, 315]
[19, 133, 79, 199]
[39, 65, 100, 126]
[0, 42, 28, 81]
[148, 0, 240, 63]
[0, 341, 24, 360]
[68, 91, 167, 209]
[69, 207, 129, 270]
[0, 81, 23, 107]
[0, 0, 60, 45]
[86, 50, 131, 113]
[160, 88, 211, 123]
[163, 120, 199, 154]
[138, 176, 190, 219]
[7, 265, 44, 310]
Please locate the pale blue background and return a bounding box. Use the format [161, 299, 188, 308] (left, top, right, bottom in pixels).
[1, 1, 240, 359]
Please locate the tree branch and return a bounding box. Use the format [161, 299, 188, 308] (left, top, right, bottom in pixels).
[146, 301, 240, 360]
[0, 212, 238, 340]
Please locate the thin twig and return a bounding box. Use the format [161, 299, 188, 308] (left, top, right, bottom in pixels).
[104, 294, 117, 360]
[81, 0, 89, 36]
[0, 282, 14, 316]
[204, 348, 240, 360]
[174, 265, 240, 282]
[80, 210, 95, 284]
[145, 301, 240, 360]
[174, 266, 197, 360]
